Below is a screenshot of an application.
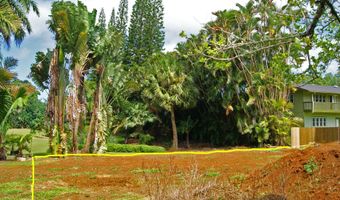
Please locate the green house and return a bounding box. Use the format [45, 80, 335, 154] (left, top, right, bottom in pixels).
[291, 84, 340, 128]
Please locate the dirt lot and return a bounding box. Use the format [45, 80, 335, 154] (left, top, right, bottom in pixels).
[0, 144, 339, 200]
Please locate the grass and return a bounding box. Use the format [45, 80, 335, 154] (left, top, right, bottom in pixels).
[205, 169, 221, 177]
[131, 168, 161, 174]
[0, 179, 32, 200]
[229, 173, 246, 182]
[111, 192, 145, 200]
[35, 187, 79, 200]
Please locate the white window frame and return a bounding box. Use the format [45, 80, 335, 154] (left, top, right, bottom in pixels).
[312, 117, 327, 127]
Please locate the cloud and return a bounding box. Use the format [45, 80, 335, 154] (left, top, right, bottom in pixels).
[1, 0, 285, 83]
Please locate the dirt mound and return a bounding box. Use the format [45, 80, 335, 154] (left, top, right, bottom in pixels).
[242, 143, 340, 200]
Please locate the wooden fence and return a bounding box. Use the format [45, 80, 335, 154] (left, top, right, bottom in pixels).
[291, 127, 340, 148]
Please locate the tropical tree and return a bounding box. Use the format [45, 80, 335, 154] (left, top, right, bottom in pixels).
[82, 23, 124, 153]
[29, 50, 52, 91]
[0, 56, 17, 89]
[178, 116, 197, 148]
[116, 0, 128, 38]
[125, 0, 164, 65]
[48, 1, 97, 153]
[141, 53, 198, 149]
[0, 87, 29, 160]
[0, 0, 39, 47]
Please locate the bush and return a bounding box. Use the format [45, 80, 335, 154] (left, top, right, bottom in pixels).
[138, 133, 154, 145]
[106, 143, 166, 153]
[107, 135, 125, 144]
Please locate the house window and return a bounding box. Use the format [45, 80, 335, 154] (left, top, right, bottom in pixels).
[312, 117, 326, 127]
[289, 94, 294, 103]
[330, 95, 337, 103]
[314, 95, 326, 102]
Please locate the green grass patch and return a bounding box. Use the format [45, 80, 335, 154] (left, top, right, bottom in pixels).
[111, 192, 146, 200]
[106, 143, 166, 153]
[48, 167, 63, 172]
[205, 170, 220, 177]
[229, 173, 246, 182]
[0, 160, 32, 166]
[35, 187, 79, 199]
[32, 137, 49, 155]
[131, 168, 160, 174]
[0, 181, 25, 195]
[70, 171, 96, 177]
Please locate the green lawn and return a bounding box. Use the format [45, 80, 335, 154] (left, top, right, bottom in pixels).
[7, 129, 49, 156]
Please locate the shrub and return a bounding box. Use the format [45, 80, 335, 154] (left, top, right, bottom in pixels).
[106, 143, 166, 153]
[138, 133, 154, 145]
[107, 135, 125, 144]
[5, 134, 32, 157]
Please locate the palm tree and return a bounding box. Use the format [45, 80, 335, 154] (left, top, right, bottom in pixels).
[0, 0, 39, 46]
[141, 53, 198, 149]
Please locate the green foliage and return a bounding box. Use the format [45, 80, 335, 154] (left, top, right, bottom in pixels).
[125, 0, 164, 64]
[304, 157, 318, 174]
[108, 8, 116, 28]
[29, 50, 52, 90]
[141, 53, 198, 112]
[106, 143, 166, 153]
[137, 133, 154, 145]
[0, 0, 39, 47]
[9, 93, 46, 131]
[97, 8, 107, 35]
[107, 135, 125, 144]
[178, 116, 197, 135]
[5, 133, 33, 157]
[116, 0, 128, 37]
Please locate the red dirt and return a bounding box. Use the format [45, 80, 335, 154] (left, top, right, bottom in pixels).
[33, 150, 290, 199]
[1, 144, 339, 199]
[242, 143, 340, 200]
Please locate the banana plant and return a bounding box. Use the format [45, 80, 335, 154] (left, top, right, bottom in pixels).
[0, 89, 28, 160]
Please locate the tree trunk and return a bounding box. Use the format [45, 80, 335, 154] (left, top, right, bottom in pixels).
[186, 131, 190, 149]
[170, 107, 178, 149]
[82, 65, 104, 153]
[0, 135, 6, 160]
[47, 48, 59, 154]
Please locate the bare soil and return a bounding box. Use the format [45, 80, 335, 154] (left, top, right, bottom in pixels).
[242, 142, 340, 200]
[0, 143, 339, 200]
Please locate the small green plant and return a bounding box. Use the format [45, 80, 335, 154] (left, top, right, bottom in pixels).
[304, 157, 318, 174]
[205, 170, 220, 177]
[131, 168, 160, 174]
[229, 173, 246, 182]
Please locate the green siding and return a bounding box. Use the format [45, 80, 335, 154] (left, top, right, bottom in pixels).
[292, 89, 340, 127]
[292, 90, 304, 118]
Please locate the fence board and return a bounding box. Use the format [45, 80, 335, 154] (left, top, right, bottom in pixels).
[299, 127, 340, 145]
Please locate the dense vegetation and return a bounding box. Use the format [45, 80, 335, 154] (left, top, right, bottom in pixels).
[0, 0, 339, 158]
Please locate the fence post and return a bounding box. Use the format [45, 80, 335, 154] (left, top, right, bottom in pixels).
[291, 127, 300, 148]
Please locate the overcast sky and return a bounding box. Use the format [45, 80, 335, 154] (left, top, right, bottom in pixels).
[2, 0, 337, 85]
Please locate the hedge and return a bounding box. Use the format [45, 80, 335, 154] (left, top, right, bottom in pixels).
[106, 143, 166, 153]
